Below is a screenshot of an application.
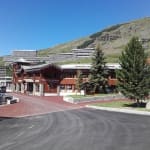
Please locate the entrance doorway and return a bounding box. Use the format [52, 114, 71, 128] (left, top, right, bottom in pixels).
[27, 82, 33, 93]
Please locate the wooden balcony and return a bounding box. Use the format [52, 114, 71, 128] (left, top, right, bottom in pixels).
[108, 78, 117, 86]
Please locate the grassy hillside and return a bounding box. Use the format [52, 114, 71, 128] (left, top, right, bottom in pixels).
[37, 17, 150, 63]
[0, 57, 4, 66]
[37, 37, 89, 56]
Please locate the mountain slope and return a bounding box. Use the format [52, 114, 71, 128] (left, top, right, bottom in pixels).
[38, 37, 90, 56]
[38, 17, 150, 61]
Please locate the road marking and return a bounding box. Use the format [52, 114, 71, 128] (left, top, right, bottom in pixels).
[28, 125, 34, 129]
[16, 131, 25, 137]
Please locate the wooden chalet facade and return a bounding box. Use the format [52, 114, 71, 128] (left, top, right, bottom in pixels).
[12, 60, 120, 96]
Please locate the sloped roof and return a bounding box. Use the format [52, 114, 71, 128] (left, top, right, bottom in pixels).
[17, 63, 120, 74]
[60, 64, 91, 70]
[22, 63, 61, 73]
[12, 58, 32, 65]
[60, 63, 121, 70]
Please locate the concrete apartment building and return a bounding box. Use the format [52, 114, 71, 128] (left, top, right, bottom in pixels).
[0, 66, 6, 77]
[3, 48, 96, 65]
[12, 50, 37, 57]
[0, 66, 12, 92]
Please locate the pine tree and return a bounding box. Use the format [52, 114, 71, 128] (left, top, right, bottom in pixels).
[117, 37, 150, 106]
[89, 44, 107, 93]
[75, 70, 83, 92]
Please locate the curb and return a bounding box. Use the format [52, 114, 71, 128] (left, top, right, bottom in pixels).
[86, 105, 150, 116]
[63, 94, 125, 104]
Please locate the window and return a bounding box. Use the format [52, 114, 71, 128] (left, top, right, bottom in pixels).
[60, 85, 65, 90]
[66, 85, 72, 90]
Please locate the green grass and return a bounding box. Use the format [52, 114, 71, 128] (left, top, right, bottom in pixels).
[106, 54, 120, 63]
[56, 54, 120, 64]
[93, 100, 132, 108]
[92, 100, 150, 111]
[37, 37, 89, 56]
[56, 57, 92, 65]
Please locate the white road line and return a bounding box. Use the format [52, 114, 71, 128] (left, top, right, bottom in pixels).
[28, 125, 34, 129]
[16, 131, 25, 137]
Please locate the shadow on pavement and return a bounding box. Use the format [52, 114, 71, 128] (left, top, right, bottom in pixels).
[0, 117, 15, 122]
[123, 102, 146, 108]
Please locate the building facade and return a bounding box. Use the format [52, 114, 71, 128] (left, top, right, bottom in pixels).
[3, 48, 96, 65]
[12, 60, 120, 96]
[0, 76, 12, 92]
[0, 66, 6, 77]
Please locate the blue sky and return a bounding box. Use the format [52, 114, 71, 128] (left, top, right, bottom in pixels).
[0, 0, 149, 56]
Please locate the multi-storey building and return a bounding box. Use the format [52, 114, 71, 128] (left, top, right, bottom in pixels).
[72, 48, 95, 57]
[3, 48, 96, 65]
[0, 66, 12, 92]
[0, 66, 6, 77]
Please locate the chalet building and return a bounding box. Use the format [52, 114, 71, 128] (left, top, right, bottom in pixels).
[12, 59, 120, 96]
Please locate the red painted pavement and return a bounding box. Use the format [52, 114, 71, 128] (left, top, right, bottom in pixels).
[0, 93, 83, 118]
[0, 93, 127, 118]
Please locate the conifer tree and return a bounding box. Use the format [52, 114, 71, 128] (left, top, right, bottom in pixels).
[117, 37, 150, 106]
[89, 44, 107, 93]
[76, 70, 83, 92]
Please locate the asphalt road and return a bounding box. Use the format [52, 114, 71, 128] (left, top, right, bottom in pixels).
[0, 108, 150, 150]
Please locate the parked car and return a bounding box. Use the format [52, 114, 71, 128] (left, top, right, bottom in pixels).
[0, 86, 14, 105]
